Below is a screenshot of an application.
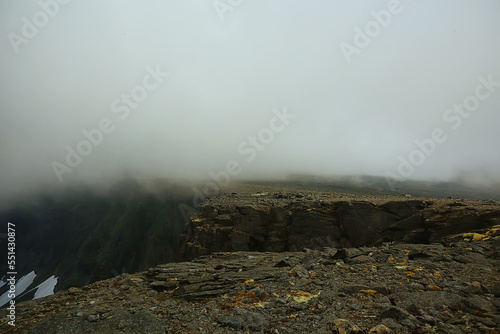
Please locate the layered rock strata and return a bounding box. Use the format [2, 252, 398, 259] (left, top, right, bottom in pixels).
[181, 192, 500, 260]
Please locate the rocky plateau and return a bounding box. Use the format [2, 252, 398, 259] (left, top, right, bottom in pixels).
[1, 187, 499, 333]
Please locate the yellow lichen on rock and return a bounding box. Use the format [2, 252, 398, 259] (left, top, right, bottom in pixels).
[287, 290, 321, 303]
[359, 289, 377, 296]
[463, 225, 500, 241]
[369, 324, 391, 333]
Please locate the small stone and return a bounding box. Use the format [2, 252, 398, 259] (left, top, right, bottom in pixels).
[290, 264, 309, 279]
[217, 310, 266, 331]
[117, 320, 128, 329]
[275, 297, 287, 304]
[380, 306, 411, 321]
[249, 287, 268, 298]
[274, 260, 291, 267]
[343, 284, 369, 294]
[369, 324, 391, 333]
[347, 255, 373, 264]
[68, 287, 82, 295]
[417, 314, 437, 326]
[129, 277, 144, 283]
[87, 314, 99, 322]
[461, 295, 496, 313]
[348, 303, 360, 310]
[146, 290, 158, 297]
[150, 280, 178, 290]
[462, 282, 483, 295]
[291, 302, 308, 311]
[371, 285, 390, 295]
[331, 319, 362, 333]
[407, 283, 424, 291]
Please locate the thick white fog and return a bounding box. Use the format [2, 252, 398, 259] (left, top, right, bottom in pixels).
[1, 0, 500, 200]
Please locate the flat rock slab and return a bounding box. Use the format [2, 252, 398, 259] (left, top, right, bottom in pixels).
[1, 232, 499, 333]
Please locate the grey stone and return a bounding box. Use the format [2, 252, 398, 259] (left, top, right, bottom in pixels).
[380, 306, 411, 321]
[87, 314, 99, 322]
[217, 310, 266, 331]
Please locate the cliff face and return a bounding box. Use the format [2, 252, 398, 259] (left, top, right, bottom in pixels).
[0, 180, 191, 291]
[181, 192, 500, 260]
[3, 231, 499, 333]
[3, 183, 498, 295]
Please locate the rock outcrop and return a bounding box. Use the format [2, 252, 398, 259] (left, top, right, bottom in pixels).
[1, 188, 499, 333]
[181, 192, 500, 260]
[2, 226, 499, 333]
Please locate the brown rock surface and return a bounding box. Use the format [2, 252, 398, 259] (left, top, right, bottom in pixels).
[1, 187, 499, 333]
[181, 190, 500, 259]
[1, 226, 499, 333]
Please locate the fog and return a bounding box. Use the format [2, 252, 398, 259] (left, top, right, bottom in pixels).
[1, 0, 500, 202]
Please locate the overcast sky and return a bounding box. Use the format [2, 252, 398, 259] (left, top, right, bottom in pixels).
[1, 0, 499, 200]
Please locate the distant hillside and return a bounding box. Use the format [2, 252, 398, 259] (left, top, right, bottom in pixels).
[285, 174, 500, 200]
[0, 179, 192, 292]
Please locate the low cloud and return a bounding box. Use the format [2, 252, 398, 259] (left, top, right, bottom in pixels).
[1, 0, 500, 203]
